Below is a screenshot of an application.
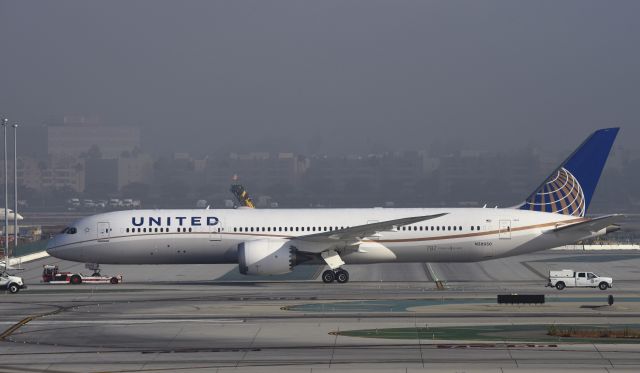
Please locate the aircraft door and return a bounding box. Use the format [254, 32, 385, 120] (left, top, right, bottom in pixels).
[499, 220, 511, 239]
[209, 222, 222, 241]
[97, 222, 110, 242]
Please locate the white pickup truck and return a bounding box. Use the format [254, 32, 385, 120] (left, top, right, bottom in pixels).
[1, 272, 26, 294]
[547, 269, 613, 291]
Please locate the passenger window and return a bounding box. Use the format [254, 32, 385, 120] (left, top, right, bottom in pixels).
[189, 228, 192, 232]
[459, 226, 462, 231]
[477, 226, 480, 231]
[126, 228, 129, 233]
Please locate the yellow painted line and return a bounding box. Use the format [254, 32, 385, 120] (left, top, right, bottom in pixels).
[0, 306, 66, 341]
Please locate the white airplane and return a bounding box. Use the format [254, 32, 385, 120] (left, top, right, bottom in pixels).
[0, 208, 23, 221]
[47, 128, 622, 283]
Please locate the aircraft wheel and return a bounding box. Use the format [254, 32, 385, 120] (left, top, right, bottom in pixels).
[110, 277, 119, 284]
[335, 269, 349, 284]
[70, 275, 82, 285]
[555, 282, 565, 290]
[321, 270, 335, 283]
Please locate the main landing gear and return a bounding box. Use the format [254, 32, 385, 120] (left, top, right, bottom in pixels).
[321, 268, 349, 284]
[320, 250, 348, 283]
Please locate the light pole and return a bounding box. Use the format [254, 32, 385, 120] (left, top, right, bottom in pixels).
[13, 123, 18, 256]
[2, 118, 7, 266]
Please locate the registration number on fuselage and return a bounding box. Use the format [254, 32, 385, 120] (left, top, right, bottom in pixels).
[474, 241, 493, 246]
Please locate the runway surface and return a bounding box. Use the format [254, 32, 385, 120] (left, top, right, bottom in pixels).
[2, 250, 640, 372]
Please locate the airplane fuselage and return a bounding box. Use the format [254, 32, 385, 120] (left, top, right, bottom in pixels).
[46, 207, 593, 265]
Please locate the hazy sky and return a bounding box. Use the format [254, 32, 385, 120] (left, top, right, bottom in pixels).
[1, 1, 639, 155]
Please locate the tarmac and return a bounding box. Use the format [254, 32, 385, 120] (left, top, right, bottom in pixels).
[2, 249, 640, 373]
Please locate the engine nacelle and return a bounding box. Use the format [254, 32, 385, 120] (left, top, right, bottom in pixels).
[238, 239, 295, 275]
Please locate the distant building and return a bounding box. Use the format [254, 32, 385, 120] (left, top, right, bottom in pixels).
[84, 158, 118, 193]
[15, 155, 85, 192]
[117, 153, 154, 189]
[47, 116, 140, 158]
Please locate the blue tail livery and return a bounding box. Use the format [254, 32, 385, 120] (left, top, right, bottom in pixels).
[518, 127, 619, 217]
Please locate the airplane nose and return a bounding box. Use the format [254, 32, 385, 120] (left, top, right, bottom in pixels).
[45, 237, 59, 256]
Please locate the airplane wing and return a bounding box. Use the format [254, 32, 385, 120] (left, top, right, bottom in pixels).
[295, 213, 448, 244]
[552, 214, 623, 233]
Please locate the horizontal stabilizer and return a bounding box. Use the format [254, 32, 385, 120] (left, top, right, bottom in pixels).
[553, 214, 624, 233]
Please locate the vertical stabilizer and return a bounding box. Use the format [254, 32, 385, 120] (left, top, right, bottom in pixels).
[517, 127, 619, 216]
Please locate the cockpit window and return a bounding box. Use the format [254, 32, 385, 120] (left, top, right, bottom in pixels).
[62, 227, 77, 234]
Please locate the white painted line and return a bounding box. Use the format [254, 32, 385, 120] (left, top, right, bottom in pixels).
[0, 319, 244, 325]
[8, 250, 49, 266]
[550, 244, 640, 251]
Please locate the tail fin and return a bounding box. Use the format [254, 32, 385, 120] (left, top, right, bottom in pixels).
[517, 127, 619, 217]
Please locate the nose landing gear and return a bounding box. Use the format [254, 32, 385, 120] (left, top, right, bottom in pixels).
[321, 268, 349, 284]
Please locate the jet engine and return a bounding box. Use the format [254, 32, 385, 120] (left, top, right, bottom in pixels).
[238, 239, 297, 275]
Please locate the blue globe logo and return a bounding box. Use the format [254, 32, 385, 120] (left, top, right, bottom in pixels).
[521, 167, 585, 217]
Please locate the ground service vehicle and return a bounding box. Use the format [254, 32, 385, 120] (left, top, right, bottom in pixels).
[42, 265, 122, 284]
[1, 272, 26, 293]
[548, 269, 613, 290]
